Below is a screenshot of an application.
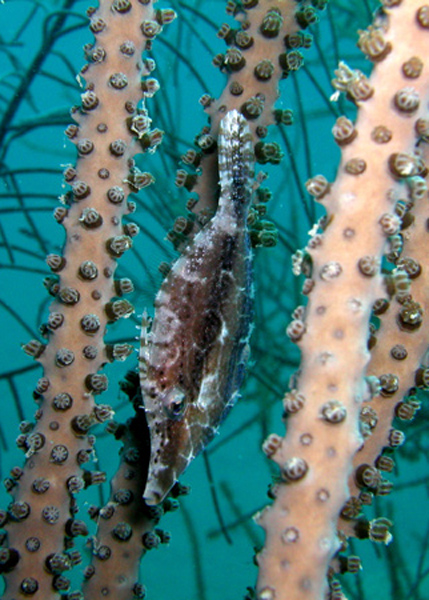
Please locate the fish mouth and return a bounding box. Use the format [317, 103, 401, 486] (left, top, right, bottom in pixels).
[143, 476, 168, 505]
[143, 489, 163, 506]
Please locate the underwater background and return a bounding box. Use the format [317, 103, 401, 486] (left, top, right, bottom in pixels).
[0, 0, 428, 597]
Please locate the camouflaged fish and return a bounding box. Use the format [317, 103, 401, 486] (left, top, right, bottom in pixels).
[139, 110, 254, 505]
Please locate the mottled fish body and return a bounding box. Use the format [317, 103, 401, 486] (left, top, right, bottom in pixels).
[139, 110, 254, 505]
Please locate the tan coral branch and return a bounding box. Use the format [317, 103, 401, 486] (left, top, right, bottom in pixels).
[256, 2, 429, 599]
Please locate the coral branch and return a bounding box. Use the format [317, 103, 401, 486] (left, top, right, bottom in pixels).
[175, 0, 318, 243]
[341, 134, 429, 535]
[82, 375, 174, 600]
[1, 0, 173, 597]
[256, 2, 429, 599]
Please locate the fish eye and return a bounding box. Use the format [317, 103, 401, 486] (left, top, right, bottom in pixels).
[170, 399, 185, 416]
[163, 388, 186, 420]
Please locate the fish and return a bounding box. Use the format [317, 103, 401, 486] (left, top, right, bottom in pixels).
[139, 109, 254, 505]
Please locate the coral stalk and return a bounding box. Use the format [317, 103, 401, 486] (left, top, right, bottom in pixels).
[176, 0, 318, 243]
[256, 2, 429, 598]
[1, 0, 173, 597]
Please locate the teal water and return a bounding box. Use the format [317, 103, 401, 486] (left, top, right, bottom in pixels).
[0, 0, 428, 598]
